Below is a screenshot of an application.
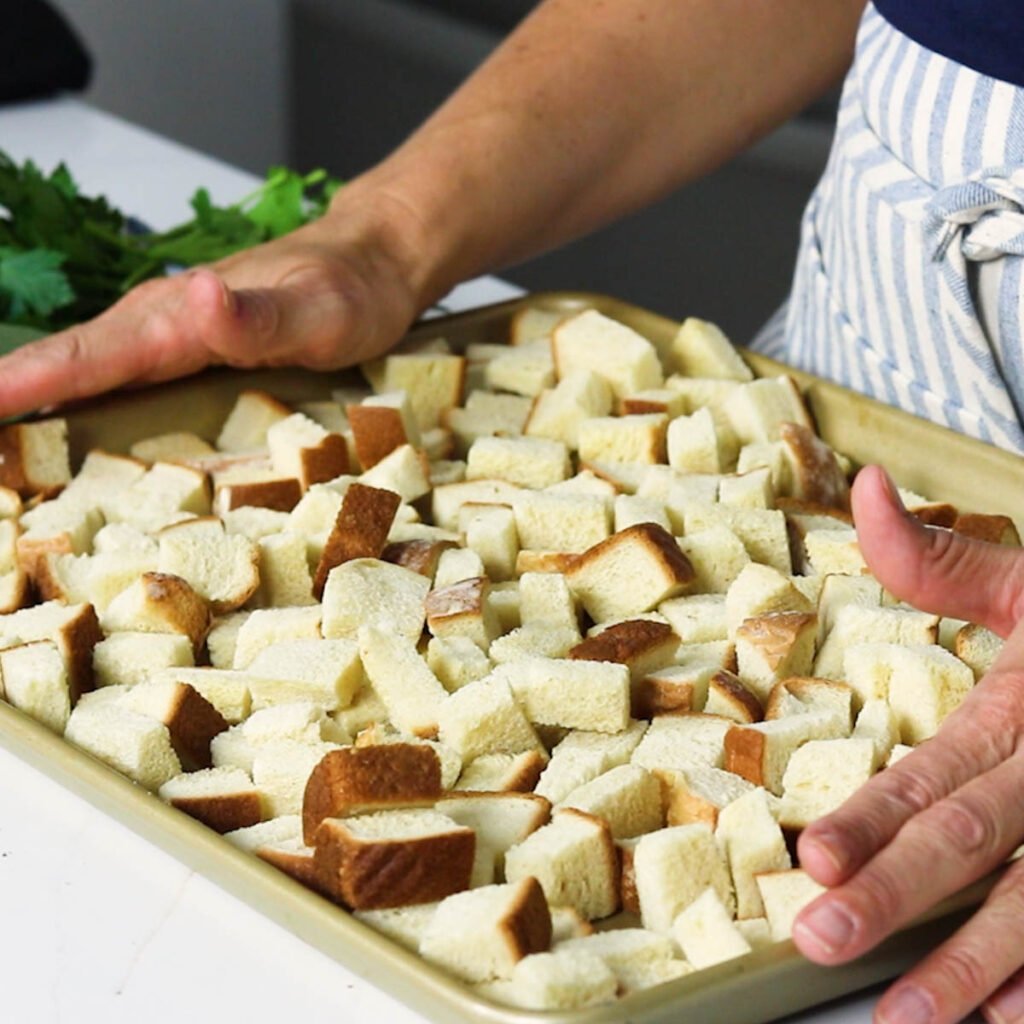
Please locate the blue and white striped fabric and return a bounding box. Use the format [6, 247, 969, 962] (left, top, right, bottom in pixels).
[752, 3, 1024, 452]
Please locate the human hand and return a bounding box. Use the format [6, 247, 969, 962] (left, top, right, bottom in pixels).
[792, 464, 1024, 1024]
[0, 187, 435, 419]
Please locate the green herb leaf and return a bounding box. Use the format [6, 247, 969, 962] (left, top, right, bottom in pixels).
[0, 247, 75, 319]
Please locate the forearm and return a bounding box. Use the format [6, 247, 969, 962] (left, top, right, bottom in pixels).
[336, 0, 866, 308]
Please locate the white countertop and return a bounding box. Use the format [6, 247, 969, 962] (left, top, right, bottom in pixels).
[0, 97, 893, 1024]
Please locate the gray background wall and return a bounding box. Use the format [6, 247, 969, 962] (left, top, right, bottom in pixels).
[48, 0, 835, 344]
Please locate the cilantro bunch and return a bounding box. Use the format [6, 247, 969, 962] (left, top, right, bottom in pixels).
[0, 150, 341, 331]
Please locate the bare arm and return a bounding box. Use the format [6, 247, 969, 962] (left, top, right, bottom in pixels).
[0, 0, 865, 415]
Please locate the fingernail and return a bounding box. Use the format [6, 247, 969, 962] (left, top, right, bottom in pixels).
[794, 902, 855, 954]
[801, 828, 850, 878]
[986, 978, 1024, 1024]
[879, 986, 935, 1024]
[877, 467, 904, 507]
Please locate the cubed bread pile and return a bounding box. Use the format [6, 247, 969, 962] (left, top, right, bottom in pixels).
[0, 305, 1015, 1011]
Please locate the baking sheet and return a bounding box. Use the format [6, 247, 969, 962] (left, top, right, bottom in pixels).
[0, 291, 1017, 1023]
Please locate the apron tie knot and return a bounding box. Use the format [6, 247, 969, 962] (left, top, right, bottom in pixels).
[926, 166, 1024, 261]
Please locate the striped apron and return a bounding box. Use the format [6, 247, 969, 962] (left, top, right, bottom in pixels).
[752, 3, 1024, 453]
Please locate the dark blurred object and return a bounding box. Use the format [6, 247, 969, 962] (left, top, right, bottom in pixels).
[0, 1, 92, 104]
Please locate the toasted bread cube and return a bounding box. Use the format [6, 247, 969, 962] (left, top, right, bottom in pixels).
[0, 418, 71, 496]
[99, 571, 209, 657]
[569, 619, 678, 683]
[552, 310, 663, 399]
[525, 370, 614, 449]
[65, 699, 182, 790]
[321, 558, 429, 642]
[953, 512, 1021, 546]
[724, 711, 845, 794]
[382, 352, 466, 431]
[676, 526, 751, 594]
[756, 869, 827, 941]
[246, 638, 363, 711]
[382, 538, 454, 582]
[214, 475, 303, 518]
[672, 887, 752, 968]
[460, 503, 519, 581]
[816, 604, 939, 680]
[93, 631, 194, 689]
[358, 626, 448, 738]
[313, 808, 475, 909]
[505, 808, 618, 920]
[301, 743, 442, 843]
[421, 877, 552, 982]
[158, 517, 259, 614]
[703, 669, 763, 723]
[158, 766, 263, 833]
[778, 737, 877, 829]
[466, 436, 571, 490]
[346, 391, 421, 469]
[0, 640, 71, 733]
[267, 412, 348, 491]
[558, 764, 663, 839]
[735, 612, 818, 702]
[512, 491, 611, 555]
[577, 414, 667, 466]
[632, 662, 716, 718]
[634, 823, 733, 932]
[955, 623, 1004, 681]
[619, 388, 686, 418]
[484, 340, 555, 397]
[313, 482, 401, 598]
[778, 422, 850, 508]
[498, 657, 630, 734]
[426, 576, 501, 651]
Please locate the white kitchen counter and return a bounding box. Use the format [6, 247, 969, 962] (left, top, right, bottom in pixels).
[0, 97, 922, 1024]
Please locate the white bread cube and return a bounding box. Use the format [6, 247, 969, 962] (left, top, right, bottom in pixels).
[659, 765, 755, 828]
[158, 517, 259, 614]
[671, 318, 752, 381]
[489, 623, 581, 664]
[0, 486, 22, 519]
[631, 713, 733, 773]
[382, 352, 466, 430]
[61, 451, 145, 507]
[582, 459, 648, 494]
[634, 823, 734, 932]
[437, 675, 543, 762]
[735, 611, 818, 702]
[676, 526, 751, 594]
[778, 422, 850, 509]
[65, 700, 181, 791]
[444, 394, 532, 455]
[719, 467, 775, 509]
[659, 593, 728, 643]
[425, 577, 501, 651]
[508, 306, 567, 346]
[552, 310, 663, 399]
[535, 720, 649, 803]
[459, 503, 519, 580]
[359, 443, 431, 503]
[779, 737, 877, 829]
[152, 667, 252, 725]
[157, 765, 263, 833]
[0, 568, 28, 615]
[489, 949, 617, 1010]
[672, 887, 752, 968]
[435, 791, 551, 870]
[525, 369, 613, 449]
[724, 376, 811, 445]
[93, 631, 194, 689]
[633, 662, 721, 718]
[497, 657, 630, 734]
[0, 640, 71, 733]
[354, 902, 441, 952]
[433, 546, 486, 589]
[764, 677, 854, 733]
[724, 711, 846, 794]
[666, 408, 723, 473]
[815, 605, 939, 680]
[267, 412, 348, 491]
[246, 638, 363, 711]
[426, 635, 492, 692]
[484, 340, 555, 397]
[803, 527, 867, 576]
[620, 388, 687, 418]
[253, 739, 342, 817]
[253, 531, 316, 608]
[16, 498, 103, 580]
[549, 906, 595, 944]
[231, 606, 321, 670]
[852, 698, 901, 767]
[513, 491, 611, 554]
[431, 478, 524, 532]
[466, 436, 570, 490]
[297, 399, 350, 436]
[216, 390, 292, 452]
[286, 483, 344, 557]
[505, 808, 619, 920]
[725, 563, 813, 637]
[715, 787, 791, 918]
[688, 503, 792, 574]
[101, 572, 210, 657]
[816, 573, 883, 644]
[704, 669, 764, 724]
[955, 623, 1004, 681]
[321, 558, 429, 642]
[558, 764, 663, 839]
[556, 929, 682, 994]
[613, 494, 671, 533]
[0, 418, 71, 496]
[358, 626, 448, 738]
[519, 572, 579, 633]
[567, 523, 694, 623]
[224, 813, 302, 853]
[453, 751, 545, 793]
[756, 869, 827, 941]
[130, 431, 214, 464]
[577, 414, 667, 465]
[420, 877, 552, 982]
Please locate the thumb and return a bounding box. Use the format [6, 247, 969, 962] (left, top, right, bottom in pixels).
[852, 465, 1024, 638]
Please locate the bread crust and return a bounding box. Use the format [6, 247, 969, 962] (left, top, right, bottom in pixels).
[723, 726, 768, 788]
[298, 433, 350, 490]
[169, 791, 262, 833]
[500, 876, 553, 963]
[313, 817, 475, 909]
[302, 744, 442, 844]
[256, 845, 333, 897]
[347, 405, 410, 470]
[382, 539, 455, 579]
[952, 512, 1021, 546]
[314, 483, 402, 598]
[216, 477, 302, 514]
[569, 619, 676, 667]
[164, 683, 229, 771]
[138, 571, 212, 654]
[779, 422, 850, 510]
[707, 669, 763, 723]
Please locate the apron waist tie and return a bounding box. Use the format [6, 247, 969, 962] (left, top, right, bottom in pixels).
[926, 166, 1024, 262]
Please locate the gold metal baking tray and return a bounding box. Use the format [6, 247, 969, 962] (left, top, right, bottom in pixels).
[1, 292, 1016, 1024]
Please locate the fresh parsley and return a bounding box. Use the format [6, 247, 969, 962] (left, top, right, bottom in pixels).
[0, 151, 341, 331]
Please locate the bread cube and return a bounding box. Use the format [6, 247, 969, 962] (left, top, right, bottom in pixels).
[437, 675, 543, 762]
[153, 667, 252, 725]
[435, 791, 551, 872]
[756, 869, 827, 941]
[577, 414, 668, 466]
[558, 764, 663, 839]
[231, 605, 322, 670]
[346, 390, 421, 470]
[505, 808, 619, 920]
[0, 418, 71, 496]
[250, 532, 316, 609]
[158, 766, 263, 833]
[953, 512, 1021, 546]
[216, 390, 292, 452]
[421, 877, 552, 982]
[16, 498, 103, 580]
[484, 340, 555, 397]
[488, 949, 617, 1010]
[566, 523, 694, 623]
[267, 412, 348, 491]
[512, 492, 611, 555]
[955, 623, 1004, 681]
[246, 638, 363, 711]
[93, 631, 194, 689]
[703, 669, 763, 723]
[534, 720, 648, 803]
[815, 604, 939, 680]
[671, 317, 752, 381]
[518, 571, 579, 634]
[778, 422, 850, 509]
[724, 376, 811, 445]
[253, 739, 343, 817]
[497, 657, 630, 734]
[459, 503, 519, 580]
[359, 443, 431, 502]
[525, 370, 614, 449]
[672, 887, 752, 968]
[382, 352, 466, 431]
[659, 764, 755, 828]
[354, 902, 441, 952]
[630, 713, 733, 773]
[634, 823, 733, 932]
[735, 611, 818, 702]
[454, 751, 546, 793]
[466, 436, 571, 490]
[676, 526, 751, 594]
[313, 808, 475, 909]
[426, 635, 492, 692]
[569, 619, 679, 685]
[322, 558, 429, 642]
[725, 563, 813, 638]
[0, 640, 71, 733]
[778, 736, 877, 829]
[444, 394, 532, 454]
